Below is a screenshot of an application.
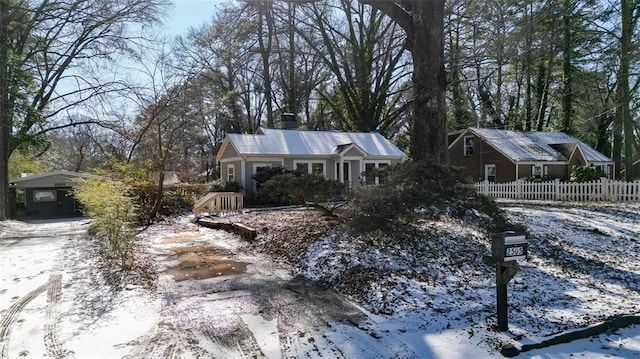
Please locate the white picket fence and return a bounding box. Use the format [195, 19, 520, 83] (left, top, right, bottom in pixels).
[472, 178, 640, 202]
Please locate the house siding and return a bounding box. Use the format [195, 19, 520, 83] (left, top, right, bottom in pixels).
[515, 163, 566, 180]
[449, 129, 614, 183]
[569, 150, 587, 170]
[223, 161, 241, 183]
[546, 164, 567, 179]
[342, 148, 363, 157]
[449, 134, 514, 182]
[222, 142, 239, 159]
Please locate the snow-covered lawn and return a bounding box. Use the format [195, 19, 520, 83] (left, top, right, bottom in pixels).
[1, 201, 639, 358]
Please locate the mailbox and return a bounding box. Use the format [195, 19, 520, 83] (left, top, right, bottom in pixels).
[492, 231, 528, 262]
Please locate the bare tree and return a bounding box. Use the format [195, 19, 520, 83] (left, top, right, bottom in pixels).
[0, 0, 167, 219]
[296, 0, 411, 136]
[360, 0, 448, 162]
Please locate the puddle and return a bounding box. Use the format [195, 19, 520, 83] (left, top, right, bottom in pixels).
[162, 244, 248, 281]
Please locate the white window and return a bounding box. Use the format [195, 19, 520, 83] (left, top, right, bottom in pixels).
[532, 164, 542, 177]
[294, 160, 325, 176]
[464, 136, 474, 156]
[485, 164, 496, 182]
[363, 162, 390, 185]
[227, 164, 235, 182]
[531, 164, 548, 178]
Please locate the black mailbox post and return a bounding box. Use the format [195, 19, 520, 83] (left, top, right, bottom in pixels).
[485, 232, 528, 331]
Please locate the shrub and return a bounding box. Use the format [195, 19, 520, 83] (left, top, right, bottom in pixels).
[252, 167, 296, 190]
[209, 180, 243, 193]
[570, 164, 607, 182]
[258, 173, 346, 205]
[521, 176, 550, 183]
[75, 179, 137, 271]
[348, 161, 475, 232]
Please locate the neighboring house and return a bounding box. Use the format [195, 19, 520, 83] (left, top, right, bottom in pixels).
[449, 128, 615, 183]
[216, 127, 406, 197]
[9, 170, 104, 218]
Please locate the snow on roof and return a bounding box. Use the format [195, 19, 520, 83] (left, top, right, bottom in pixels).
[470, 128, 559, 161]
[470, 128, 612, 163]
[227, 128, 406, 158]
[525, 131, 613, 163]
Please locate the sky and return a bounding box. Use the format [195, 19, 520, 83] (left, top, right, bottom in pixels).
[163, 0, 230, 37]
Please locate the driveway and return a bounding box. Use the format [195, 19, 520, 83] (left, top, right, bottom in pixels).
[0, 218, 391, 359]
[130, 218, 386, 358]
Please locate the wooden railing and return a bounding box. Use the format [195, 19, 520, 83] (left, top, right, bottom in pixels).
[193, 192, 243, 215]
[472, 178, 640, 202]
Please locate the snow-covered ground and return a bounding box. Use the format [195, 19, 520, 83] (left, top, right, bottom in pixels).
[0, 201, 639, 358]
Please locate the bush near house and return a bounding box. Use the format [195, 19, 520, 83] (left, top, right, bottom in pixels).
[570, 163, 607, 182]
[75, 179, 138, 272]
[131, 184, 210, 221]
[209, 180, 243, 193]
[348, 160, 521, 234]
[253, 166, 346, 205]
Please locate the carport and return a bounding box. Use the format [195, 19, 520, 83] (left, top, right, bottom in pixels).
[8, 170, 104, 219]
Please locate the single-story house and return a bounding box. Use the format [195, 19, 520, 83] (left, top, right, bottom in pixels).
[449, 128, 615, 183]
[9, 170, 104, 219]
[216, 127, 406, 197]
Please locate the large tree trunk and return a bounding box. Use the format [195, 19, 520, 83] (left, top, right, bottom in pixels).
[410, 1, 448, 163]
[561, 0, 574, 135]
[620, 0, 633, 180]
[257, 1, 275, 128]
[359, 0, 448, 163]
[0, 0, 10, 220]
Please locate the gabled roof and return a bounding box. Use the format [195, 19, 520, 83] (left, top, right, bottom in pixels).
[453, 128, 612, 163]
[525, 131, 612, 163]
[9, 170, 105, 188]
[218, 127, 406, 160]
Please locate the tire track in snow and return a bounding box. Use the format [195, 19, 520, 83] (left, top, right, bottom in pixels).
[44, 274, 70, 358]
[0, 281, 49, 359]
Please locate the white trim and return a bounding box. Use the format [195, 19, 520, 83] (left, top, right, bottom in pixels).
[336, 161, 351, 186]
[293, 160, 327, 176]
[485, 164, 497, 182]
[464, 136, 475, 156]
[219, 157, 242, 163]
[516, 161, 566, 165]
[244, 156, 284, 162]
[363, 160, 391, 185]
[240, 158, 246, 190]
[226, 164, 236, 182]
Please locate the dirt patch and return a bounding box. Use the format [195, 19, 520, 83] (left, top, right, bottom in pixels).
[162, 245, 247, 281]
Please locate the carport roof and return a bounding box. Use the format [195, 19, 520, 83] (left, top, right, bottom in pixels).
[9, 170, 105, 188]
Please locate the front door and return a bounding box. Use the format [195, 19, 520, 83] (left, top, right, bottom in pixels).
[336, 162, 351, 185]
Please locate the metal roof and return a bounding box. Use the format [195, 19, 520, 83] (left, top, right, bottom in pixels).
[466, 128, 612, 163]
[225, 128, 406, 158]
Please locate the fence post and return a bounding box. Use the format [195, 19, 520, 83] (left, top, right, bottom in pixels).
[601, 177, 608, 201]
[554, 178, 560, 201]
[517, 180, 522, 199]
